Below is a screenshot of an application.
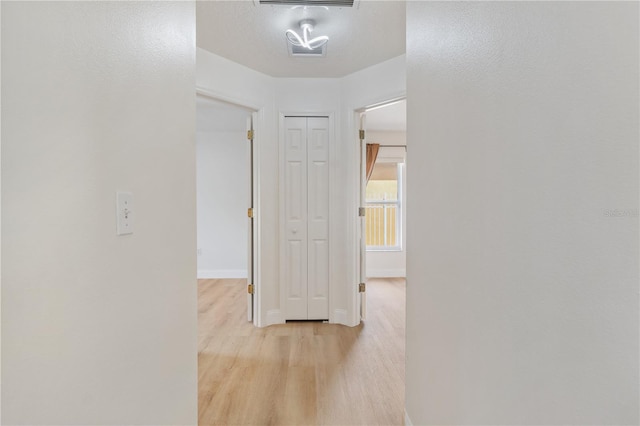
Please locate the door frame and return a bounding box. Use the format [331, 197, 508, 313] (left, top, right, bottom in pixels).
[196, 87, 263, 326]
[350, 94, 406, 326]
[278, 111, 335, 323]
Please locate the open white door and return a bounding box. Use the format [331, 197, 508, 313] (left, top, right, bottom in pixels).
[358, 113, 367, 320]
[246, 114, 255, 322]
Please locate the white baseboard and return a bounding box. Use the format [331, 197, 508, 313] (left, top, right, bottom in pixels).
[367, 268, 406, 278]
[404, 409, 413, 426]
[265, 309, 283, 326]
[197, 269, 247, 279]
[332, 309, 348, 325]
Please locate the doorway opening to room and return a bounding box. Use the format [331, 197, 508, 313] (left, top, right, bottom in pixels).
[356, 98, 407, 320]
[195, 94, 259, 325]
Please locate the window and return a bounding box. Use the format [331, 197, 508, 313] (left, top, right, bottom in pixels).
[366, 161, 403, 251]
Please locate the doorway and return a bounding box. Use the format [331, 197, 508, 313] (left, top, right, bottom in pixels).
[363, 100, 407, 278]
[195, 94, 258, 322]
[356, 98, 407, 320]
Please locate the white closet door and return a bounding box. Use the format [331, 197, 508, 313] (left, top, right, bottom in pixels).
[284, 117, 308, 319]
[283, 116, 330, 320]
[306, 118, 330, 319]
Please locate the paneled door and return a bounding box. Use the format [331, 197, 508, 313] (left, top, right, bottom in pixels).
[283, 116, 330, 320]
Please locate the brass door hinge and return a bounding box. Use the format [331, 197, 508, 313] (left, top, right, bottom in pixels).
[247, 208, 254, 218]
[359, 283, 366, 293]
[359, 129, 365, 140]
[358, 207, 366, 217]
[248, 284, 255, 294]
[247, 130, 254, 141]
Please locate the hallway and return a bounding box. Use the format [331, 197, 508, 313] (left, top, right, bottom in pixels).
[198, 278, 405, 425]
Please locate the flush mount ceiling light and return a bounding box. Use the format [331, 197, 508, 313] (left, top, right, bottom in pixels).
[256, 0, 357, 7]
[285, 19, 329, 50]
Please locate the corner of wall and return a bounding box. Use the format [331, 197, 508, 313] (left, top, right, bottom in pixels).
[197, 270, 248, 279]
[265, 309, 284, 326]
[404, 409, 413, 426]
[367, 269, 406, 278]
[0, 0, 3, 419]
[332, 309, 349, 325]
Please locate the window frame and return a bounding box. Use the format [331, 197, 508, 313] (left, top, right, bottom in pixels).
[365, 162, 403, 252]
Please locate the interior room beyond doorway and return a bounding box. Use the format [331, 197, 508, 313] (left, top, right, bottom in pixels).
[195, 96, 252, 280]
[364, 99, 407, 279]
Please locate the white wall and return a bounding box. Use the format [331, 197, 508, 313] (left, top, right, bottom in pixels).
[196, 130, 249, 279]
[341, 55, 407, 110]
[366, 132, 407, 278]
[0, 2, 3, 419]
[405, 2, 639, 425]
[275, 78, 341, 112]
[2, 2, 197, 424]
[367, 130, 405, 147]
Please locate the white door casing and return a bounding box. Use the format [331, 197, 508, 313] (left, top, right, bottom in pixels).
[283, 116, 330, 320]
[246, 114, 254, 322]
[359, 113, 367, 320]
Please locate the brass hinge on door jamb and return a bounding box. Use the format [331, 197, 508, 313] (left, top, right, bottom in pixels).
[247, 130, 254, 141]
[359, 283, 366, 293]
[248, 284, 255, 294]
[247, 208, 254, 218]
[358, 207, 366, 217]
[359, 129, 365, 140]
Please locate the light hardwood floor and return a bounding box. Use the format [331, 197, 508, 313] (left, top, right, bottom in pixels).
[198, 278, 405, 426]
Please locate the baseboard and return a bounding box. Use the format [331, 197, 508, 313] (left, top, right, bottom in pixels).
[197, 269, 247, 279]
[404, 409, 413, 426]
[367, 268, 406, 278]
[332, 309, 348, 325]
[265, 309, 283, 326]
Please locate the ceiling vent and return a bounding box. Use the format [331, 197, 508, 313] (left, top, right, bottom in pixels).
[288, 42, 327, 57]
[257, 0, 357, 7]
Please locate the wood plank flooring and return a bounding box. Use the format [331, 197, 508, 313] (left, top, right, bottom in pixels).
[198, 278, 406, 426]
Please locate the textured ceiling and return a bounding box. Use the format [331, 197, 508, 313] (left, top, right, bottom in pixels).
[196, 0, 406, 78]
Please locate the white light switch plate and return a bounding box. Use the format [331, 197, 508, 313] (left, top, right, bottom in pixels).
[116, 192, 134, 235]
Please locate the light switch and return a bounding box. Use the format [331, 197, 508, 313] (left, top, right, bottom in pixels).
[116, 192, 134, 235]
